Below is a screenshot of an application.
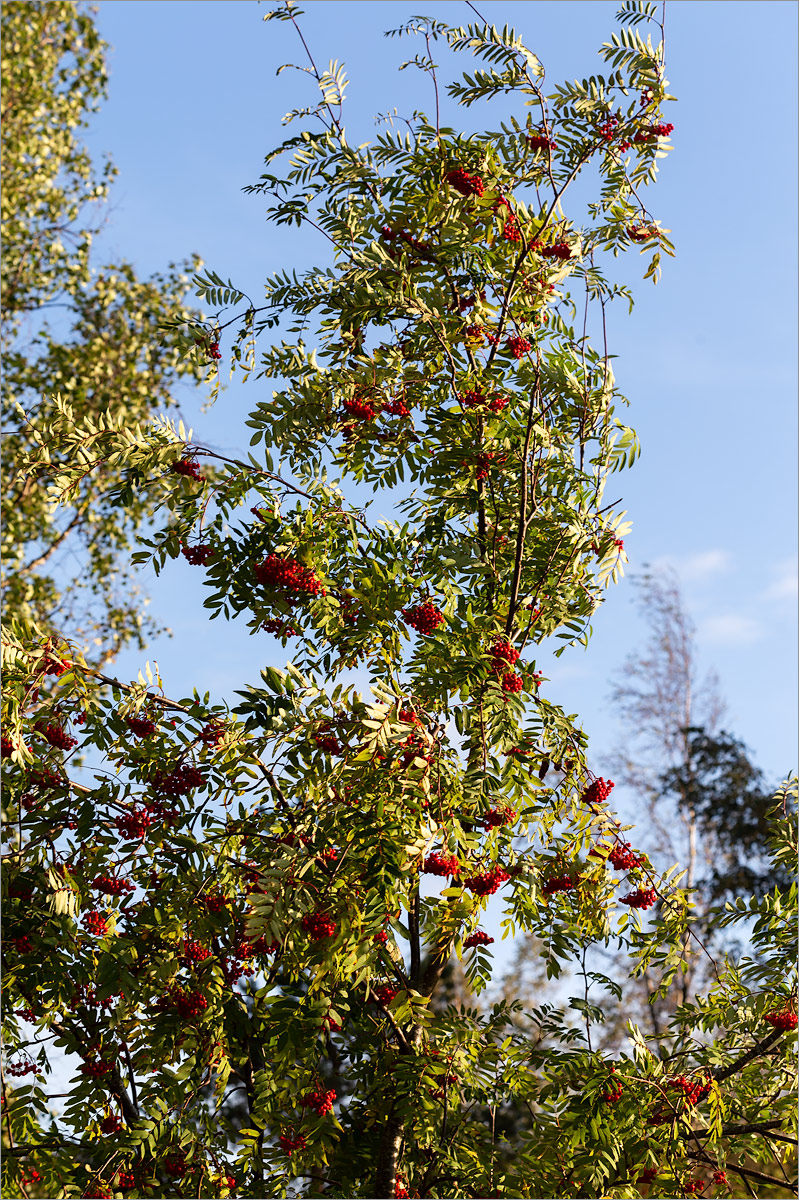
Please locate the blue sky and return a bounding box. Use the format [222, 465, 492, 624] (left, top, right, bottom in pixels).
[84, 0, 797, 788]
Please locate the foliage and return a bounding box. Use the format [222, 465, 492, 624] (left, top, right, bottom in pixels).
[2, 4, 795, 1200]
[1, 0, 209, 663]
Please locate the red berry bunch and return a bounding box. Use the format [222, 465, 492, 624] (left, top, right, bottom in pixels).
[607, 843, 643, 871]
[383, 397, 410, 417]
[6, 1057, 39, 1077]
[620, 887, 657, 910]
[501, 672, 523, 694]
[126, 714, 157, 738]
[528, 132, 557, 152]
[153, 763, 204, 796]
[40, 653, 69, 676]
[164, 1152, 188, 1178]
[463, 930, 494, 949]
[156, 984, 208, 1020]
[490, 638, 520, 670]
[393, 1175, 410, 1199]
[80, 1050, 114, 1078]
[597, 114, 620, 142]
[171, 458, 204, 481]
[254, 554, 325, 597]
[1, 735, 15, 757]
[343, 395, 376, 422]
[373, 983, 399, 1007]
[115, 1170, 136, 1191]
[399, 707, 421, 725]
[541, 874, 577, 896]
[301, 1087, 336, 1116]
[541, 242, 572, 261]
[278, 1132, 307, 1156]
[483, 807, 516, 829]
[506, 334, 531, 358]
[685, 1181, 706, 1196]
[423, 852, 460, 877]
[301, 912, 337, 941]
[764, 1005, 798, 1032]
[83, 1184, 113, 1198]
[35, 721, 78, 750]
[711, 1172, 728, 1187]
[92, 874, 135, 896]
[402, 601, 445, 635]
[627, 223, 655, 243]
[262, 617, 299, 636]
[666, 1075, 710, 1105]
[633, 122, 674, 144]
[601, 1072, 623, 1104]
[115, 807, 151, 840]
[208, 341, 222, 360]
[100, 1114, 122, 1134]
[314, 729, 344, 755]
[182, 938, 212, 963]
[198, 720, 225, 745]
[373, 928, 389, 944]
[581, 777, 614, 804]
[464, 866, 510, 896]
[82, 910, 110, 936]
[15, 1006, 36, 1021]
[181, 543, 215, 566]
[8, 935, 34, 954]
[204, 891, 229, 913]
[445, 167, 484, 196]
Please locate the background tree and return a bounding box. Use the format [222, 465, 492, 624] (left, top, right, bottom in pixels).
[2, 5, 796, 1200]
[1, 0, 207, 664]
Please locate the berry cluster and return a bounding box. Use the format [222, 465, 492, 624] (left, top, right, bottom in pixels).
[373, 983, 399, 1007]
[278, 1132, 307, 1156]
[198, 720, 225, 745]
[711, 1172, 728, 1187]
[36, 721, 78, 750]
[483, 807, 516, 829]
[262, 617, 299, 637]
[171, 458, 204, 481]
[115, 807, 151, 840]
[666, 1075, 711, 1105]
[423, 852, 460, 877]
[208, 341, 222, 361]
[581, 777, 615, 804]
[156, 985, 208, 1020]
[373, 928, 389, 945]
[528, 132, 557, 152]
[83, 1183, 113, 1198]
[493, 199, 522, 243]
[542, 874, 577, 897]
[254, 554, 325, 597]
[460, 389, 508, 413]
[126, 714, 157, 738]
[164, 1152, 188, 1178]
[620, 887, 657, 910]
[82, 910, 110, 936]
[463, 930, 494, 949]
[114, 1170, 136, 1191]
[506, 334, 531, 358]
[601, 1072, 623, 1104]
[7, 935, 33, 954]
[490, 638, 520, 670]
[607, 843, 643, 871]
[764, 1005, 798, 1032]
[301, 912, 337, 941]
[80, 1050, 114, 1078]
[627, 223, 655, 243]
[402, 601, 445, 635]
[15, 1006, 36, 1021]
[540, 242, 572, 261]
[1, 734, 16, 757]
[100, 1114, 122, 1134]
[343, 395, 377, 422]
[314, 729, 344, 756]
[92, 874, 135, 896]
[41, 653, 69, 676]
[464, 866, 510, 896]
[501, 672, 524, 694]
[302, 1088, 336, 1116]
[6, 1057, 39, 1077]
[445, 167, 484, 196]
[181, 543, 215, 566]
[204, 892, 229, 912]
[393, 1175, 410, 1199]
[383, 396, 410, 417]
[633, 122, 674, 143]
[153, 764, 204, 797]
[181, 938, 212, 963]
[685, 1181, 706, 1196]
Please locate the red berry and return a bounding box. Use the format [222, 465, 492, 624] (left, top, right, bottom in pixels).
[620, 887, 657, 910]
[402, 601, 444, 635]
[506, 335, 531, 359]
[81, 910, 110, 937]
[445, 167, 485, 197]
[501, 671, 523, 694]
[301, 1087, 336, 1116]
[126, 714, 158, 738]
[540, 242, 572, 261]
[463, 866, 509, 896]
[764, 1006, 798, 1032]
[254, 554, 325, 597]
[181, 543, 215, 566]
[607, 842, 643, 871]
[541, 874, 578, 896]
[483, 807, 516, 829]
[100, 1114, 123, 1134]
[171, 457, 204, 482]
[711, 1171, 728, 1187]
[463, 930, 494, 949]
[35, 721, 78, 750]
[278, 1131, 307, 1156]
[373, 983, 399, 1007]
[581, 777, 614, 805]
[423, 852, 460, 877]
[301, 911, 337, 941]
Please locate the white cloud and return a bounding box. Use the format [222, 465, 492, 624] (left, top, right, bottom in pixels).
[699, 614, 763, 645]
[759, 558, 798, 604]
[651, 549, 732, 582]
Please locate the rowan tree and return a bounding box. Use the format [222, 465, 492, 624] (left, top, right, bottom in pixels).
[1, 0, 208, 663]
[2, 4, 796, 1200]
